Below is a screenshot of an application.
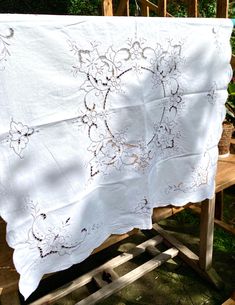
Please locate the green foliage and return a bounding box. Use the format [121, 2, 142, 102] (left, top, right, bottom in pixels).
[226, 81, 235, 125]
[168, 0, 187, 17]
[0, 0, 68, 14]
[198, 0, 216, 17]
[68, 0, 102, 15]
[213, 227, 235, 253]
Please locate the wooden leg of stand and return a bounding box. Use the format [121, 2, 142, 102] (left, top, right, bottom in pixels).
[215, 191, 224, 220]
[199, 198, 215, 271]
[1, 290, 21, 305]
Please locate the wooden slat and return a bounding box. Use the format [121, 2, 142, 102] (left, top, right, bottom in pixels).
[222, 297, 235, 305]
[115, 0, 129, 16]
[189, 205, 235, 235]
[216, 0, 229, 18]
[0, 219, 19, 294]
[75, 248, 179, 305]
[29, 235, 163, 305]
[102, 0, 113, 16]
[152, 206, 186, 222]
[1, 291, 21, 305]
[153, 223, 223, 289]
[187, 0, 198, 17]
[141, 0, 150, 17]
[93, 268, 119, 288]
[215, 154, 235, 193]
[199, 198, 215, 271]
[158, 0, 167, 17]
[139, 0, 173, 17]
[153, 223, 199, 264]
[92, 229, 138, 254]
[231, 55, 235, 70]
[215, 191, 224, 220]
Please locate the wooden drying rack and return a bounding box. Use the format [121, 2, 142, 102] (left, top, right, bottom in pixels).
[1, 1, 235, 304]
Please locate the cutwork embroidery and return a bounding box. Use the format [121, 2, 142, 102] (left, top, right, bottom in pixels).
[26, 201, 88, 258]
[69, 36, 184, 178]
[207, 82, 217, 105]
[9, 119, 34, 158]
[0, 28, 14, 69]
[166, 152, 211, 194]
[134, 197, 152, 215]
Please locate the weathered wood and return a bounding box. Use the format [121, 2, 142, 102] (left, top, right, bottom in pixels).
[146, 245, 161, 256]
[189, 205, 235, 235]
[215, 154, 235, 193]
[93, 268, 119, 288]
[152, 205, 186, 222]
[115, 0, 129, 16]
[158, 0, 167, 17]
[231, 55, 235, 70]
[199, 198, 215, 271]
[222, 297, 235, 305]
[215, 191, 224, 220]
[153, 223, 223, 289]
[153, 223, 199, 264]
[0, 219, 19, 294]
[141, 0, 150, 17]
[187, 0, 198, 17]
[75, 248, 179, 305]
[29, 235, 163, 305]
[216, 0, 229, 18]
[92, 229, 139, 254]
[139, 0, 173, 16]
[1, 290, 21, 305]
[102, 0, 113, 16]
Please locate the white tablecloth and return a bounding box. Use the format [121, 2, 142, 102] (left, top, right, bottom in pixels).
[0, 15, 232, 298]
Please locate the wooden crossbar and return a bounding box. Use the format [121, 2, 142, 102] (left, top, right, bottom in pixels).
[29, 236, 163, 305]
[75, 248, 178, 305]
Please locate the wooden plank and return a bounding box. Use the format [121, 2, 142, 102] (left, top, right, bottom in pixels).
[222, 298, 235, 305]
[189, 205, 235, 235]
[102, 0, 113, 16]
[126, 0, 130, 17]
[141, 0, 150, 16]
[199, 198, 215, 271]
[152, 206, 187, 222]
[231, 55, 235, 70]
[29, 235, 163, 305]
[75, 248, 179, 305]
[215, 155, 235, 193]
[215, 191, 224, 220]
[93, 268, 119, 288]
[187, 0, 198, 17]
[115, 0, 129, 16]
[139, 0, 173, 17]
[216, 0, 229, 18]
[158, 0, 167, 17]
[153, 223, 199, 264]
[153, 223, 223, 288]
[1, 290, 21, 305]
[92, 229, 139, 254]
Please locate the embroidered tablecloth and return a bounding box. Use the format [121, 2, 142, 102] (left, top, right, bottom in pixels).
[0, 15, 232, 298]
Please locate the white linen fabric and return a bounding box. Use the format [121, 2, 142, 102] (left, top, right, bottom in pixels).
[0, 15, 232, 298]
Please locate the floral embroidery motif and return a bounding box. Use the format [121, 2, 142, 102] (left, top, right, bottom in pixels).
[69, 35, 184, 178]
[0, 28, 14, 69]
[207, 82, 217, 105]
[9, 119, 34, 158]
[26, 201, 88, 258]
[166, 152, 210, 193]
[134, 197, 152, 215]
[212, 27, 223, 51]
